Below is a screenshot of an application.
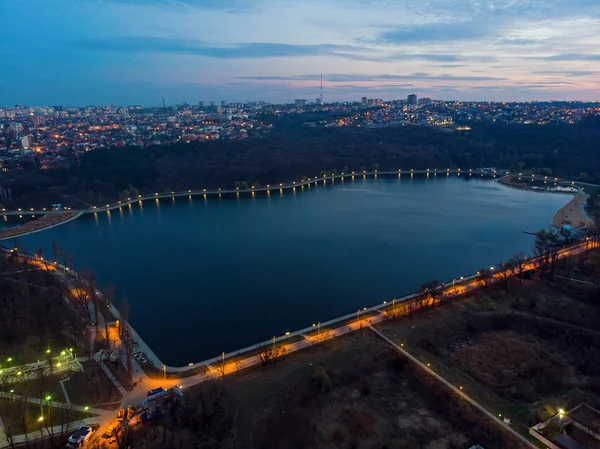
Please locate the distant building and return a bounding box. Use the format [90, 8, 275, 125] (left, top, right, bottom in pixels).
[209, 101, 215, 107]
[31, 116, 45, 126]
[221, 100, 227, 107]
[198, 101, 205, 107]
[361, 96, 368, 104]
[10, 122, 23, 133]
[294, 99, 308, 106]
[20, 135, 32, 149]
[407, 94, 418, 105]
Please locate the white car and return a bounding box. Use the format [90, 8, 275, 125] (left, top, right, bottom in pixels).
[68, 426, 93, 446]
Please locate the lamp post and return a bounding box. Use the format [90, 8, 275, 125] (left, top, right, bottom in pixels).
[221, 352, 225, 378]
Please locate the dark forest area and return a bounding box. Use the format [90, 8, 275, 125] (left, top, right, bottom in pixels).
[2, 114, 600, 208]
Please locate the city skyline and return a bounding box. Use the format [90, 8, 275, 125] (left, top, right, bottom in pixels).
[2, 0, 600, 106]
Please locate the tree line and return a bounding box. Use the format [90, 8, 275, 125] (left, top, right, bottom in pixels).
[1, 115, 600, 208]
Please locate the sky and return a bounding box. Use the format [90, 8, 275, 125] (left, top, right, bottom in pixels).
[1, 0, 599, 106]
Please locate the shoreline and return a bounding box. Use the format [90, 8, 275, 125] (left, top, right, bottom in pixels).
[3, 169, 590, 243]
[0, 168, 491, 239]
[552, 193, 593, 228]
[497, 175, 594, 228]
[0, 212, 82, 241]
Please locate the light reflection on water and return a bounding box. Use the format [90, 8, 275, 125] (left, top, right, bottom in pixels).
[15, 175, 571, 365]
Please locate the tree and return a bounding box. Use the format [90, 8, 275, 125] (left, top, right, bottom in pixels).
[496, 261, 515, 289]
[418, 280, 441, 309]
[119, 189, 130, 201]
[257, 344, 286, 366]
[52, 240, 59, 263]
[533, 229, 553, 275]
[477, 269, 493, 289]
[72, 274, 93, 323]
[101, 285, 116, 345]
[508, 251, 529, 283]
[118, 297, 130, 339]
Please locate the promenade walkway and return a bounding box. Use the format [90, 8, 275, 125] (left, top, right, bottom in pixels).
[0, 239, 592, 448]
[0, 168, 508, 218]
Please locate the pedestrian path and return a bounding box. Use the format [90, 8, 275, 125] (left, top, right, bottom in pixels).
[369, 325, 538, 449]
[59, 380, 71, 406]
[98, 361, 127, 397]
[0, 392, 106, 415]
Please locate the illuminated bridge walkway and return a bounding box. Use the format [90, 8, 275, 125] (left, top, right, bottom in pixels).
[0, 168, 516, 217]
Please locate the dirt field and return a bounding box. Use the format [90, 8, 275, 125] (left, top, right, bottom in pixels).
[175, 330, 525, 449]
[376, 274, 600, 431]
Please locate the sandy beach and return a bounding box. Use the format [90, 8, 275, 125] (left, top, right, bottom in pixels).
[0, 212, 80, 241]
[552, 193, 593, 228]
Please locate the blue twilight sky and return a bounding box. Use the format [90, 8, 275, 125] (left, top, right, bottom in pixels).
[1, 0, 599, 106]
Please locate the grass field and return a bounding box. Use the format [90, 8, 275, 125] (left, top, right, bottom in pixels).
[175, 329, 526, 449]
[375, 272, 600, 434]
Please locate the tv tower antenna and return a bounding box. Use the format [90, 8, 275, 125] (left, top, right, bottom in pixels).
[319, 73, 323, 104]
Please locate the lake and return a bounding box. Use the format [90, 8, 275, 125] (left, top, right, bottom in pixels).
[15, 174, 570, 365]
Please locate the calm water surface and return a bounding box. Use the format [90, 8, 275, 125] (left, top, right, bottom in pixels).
[16, 175, 570, 365]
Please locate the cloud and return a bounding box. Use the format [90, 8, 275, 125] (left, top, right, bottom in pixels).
[76, 36, 367, 59]
[101, 0, 257, 12]
[378, 22, 492, 44]
[236, 73, 507, 82]
[534, 70, 600, 77]
[533, 53, 600, 61]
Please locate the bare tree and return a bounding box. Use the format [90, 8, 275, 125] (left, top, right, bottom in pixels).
[52, 240, 59, 264]
[100, 285, 116, 344]
[533, 228, 560, 278]
[118, 297, 130, 339]
[496, 261, 516, 289]
[477, 269, 493, 289]
[257, 344, 287, 366]
[72, 275, 93, 323]
[508, 251, 528, 283]
[418, 280, 441, 309]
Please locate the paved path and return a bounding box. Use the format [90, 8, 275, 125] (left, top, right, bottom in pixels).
[98, 361, 127, 398]
[0, 393, 106, 415]
[2, 240, 593, 447]
[59, 380, 71, 406]
[0, 169, 508, 218]
[369, 326, 539, 449]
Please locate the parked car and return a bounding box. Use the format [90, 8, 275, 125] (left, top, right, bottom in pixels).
[68, 426, 93, 446]
[147, 387, 164, 397]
